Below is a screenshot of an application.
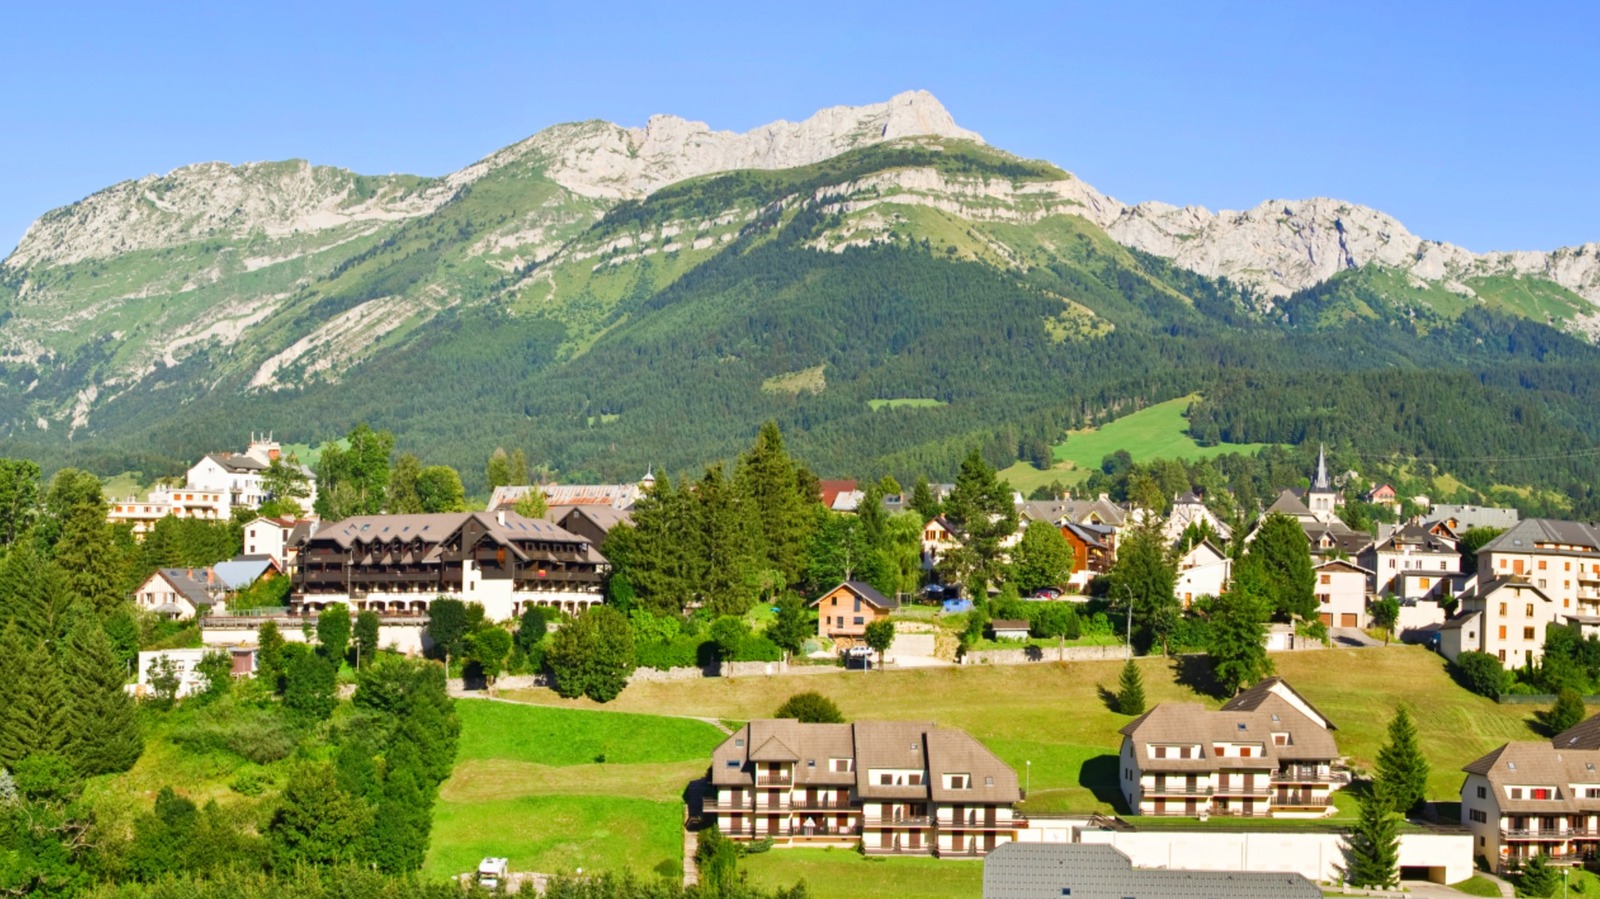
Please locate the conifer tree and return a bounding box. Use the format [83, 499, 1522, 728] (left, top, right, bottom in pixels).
[257, 619, 286, 688]
[910, 476, 942, 522]
[613, 474, 694, 615]
[0, 539, 72, 644]
[735, 422, 814, 587]
[1375, 707, 1429, 815]
[939, 449, 1019, 589]
[268, 762, 373, 868]
[1518, 852, 1558, 897]
[1245, 512, 1317, 621]
[0, 635, 70, 768]
[44, 469, 127, 613]
[1117, 658, 1146, 716]
[1107, 523, 1179, 654]
[1346, 786, 1400, 888]
[694, 464, 760, 616]
[367, 738, 431, 873]
[354, 610, 380, 668]
[63, 611, 143, 776]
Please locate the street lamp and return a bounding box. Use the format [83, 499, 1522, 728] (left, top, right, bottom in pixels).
[1118, 583, 1134, 659]
[1025, 760, 1031, 800]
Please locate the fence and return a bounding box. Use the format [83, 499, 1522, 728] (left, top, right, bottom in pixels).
[1496, 692, 1600, 704]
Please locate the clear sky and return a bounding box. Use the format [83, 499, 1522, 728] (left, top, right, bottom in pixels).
[2, 1, 1596, 256]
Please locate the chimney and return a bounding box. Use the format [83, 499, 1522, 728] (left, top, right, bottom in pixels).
[269, 447, 281, 461]
[496, 510, 507, 526]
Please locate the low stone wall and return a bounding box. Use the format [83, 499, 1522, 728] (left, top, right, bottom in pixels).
[963, 644, 1127, 665]
[628, 660, 845, 684]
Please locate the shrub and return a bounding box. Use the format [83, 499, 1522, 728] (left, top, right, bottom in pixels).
[774, 692, 844, 723]
[1452, 651, 1509, 698]
[735, 635, 784, 662]
[635, 636, 707, 671]
[231, 767, 270, 796]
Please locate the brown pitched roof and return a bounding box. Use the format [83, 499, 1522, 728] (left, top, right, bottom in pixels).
[1555, 714, 1600, 751]
[1119, 695, 1339, 772]
[808, 581, 899, 611]
[1222, 677, 1337, 731]
[1463, 741, 1600, 813]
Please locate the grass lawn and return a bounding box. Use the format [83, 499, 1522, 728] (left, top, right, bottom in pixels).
[501, 645, 1546, 814]
[424, 794, 682, 881]
[1449, 874, 1503, 896]
[740, 848, 982, 899]
[427, 701, 727, 880]
[454, 698, 726, 766]
[999, 395, 1276, 494]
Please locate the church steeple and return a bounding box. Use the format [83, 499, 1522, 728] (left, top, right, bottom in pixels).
[1313, 444, 1331, 492]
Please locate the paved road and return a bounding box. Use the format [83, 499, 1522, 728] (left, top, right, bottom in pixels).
[1332, 627, 1384, 648]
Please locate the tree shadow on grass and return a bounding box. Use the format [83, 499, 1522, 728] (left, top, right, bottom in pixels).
[1078, 755, 1128, 813]
[1170, 653, 1226, 700]
[1096, 684, 1121, 713]
[1527, 712, 1559, 738]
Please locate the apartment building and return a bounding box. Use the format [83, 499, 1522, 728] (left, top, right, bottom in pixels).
[1440, 577, 1559, 668]
[707, 719, 1022, 857]
[1361, 524, 1460, 596]
[1313, 559, 1371, 629]
[291, 510, 606, 620]
[1118, 678, 1348, 818]
[1478, 520, 1600, 631]
[1460, 741, 1600, 872]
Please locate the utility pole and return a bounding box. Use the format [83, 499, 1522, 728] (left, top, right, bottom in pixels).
[1120, 583, 1134, 660]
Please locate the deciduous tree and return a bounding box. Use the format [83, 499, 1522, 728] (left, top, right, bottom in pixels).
[864, 619, 895, 671]
[546, 606, 635, 703]
[1011, 522, 1075, 593]
[1108, 523, 1179, 654]
[1245, 512, 1317, 621]
[774, 691, 844, 723]
[1207, 560, 1274, 695]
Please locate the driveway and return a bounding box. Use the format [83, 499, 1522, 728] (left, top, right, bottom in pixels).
[1332, 627, 1383, 648]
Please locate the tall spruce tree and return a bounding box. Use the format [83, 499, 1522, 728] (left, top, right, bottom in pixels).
[910, 476, 942, 522]
[0, 635, 70, 767]
[0, 539, 72, 644]
[734, 422, 814, 587]
[1375, 707, 1429, 815]
[1245, 512, 1317, 621]
[1346, 786, 1400, 888]
[1107, 523, 1179, 655]
[939, 449, 1019, 590]
[0, 458, 40, 550]
[63, 611, 143, 775]
[1117, 659, 1146, 715]
[367, 738, 430, 873]
[614, 474, 696, 615]
[44, 469, 126, 614]
[694, 464, 761, 616]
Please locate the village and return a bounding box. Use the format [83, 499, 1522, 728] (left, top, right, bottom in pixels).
[76, 426, 1600, 898]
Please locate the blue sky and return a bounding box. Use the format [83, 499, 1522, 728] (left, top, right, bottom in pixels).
[2, 1, 1596, 256]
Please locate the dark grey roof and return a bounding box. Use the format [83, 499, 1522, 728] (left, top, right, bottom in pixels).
[1481, 518, 1600, 555]
[982, 843, 1321, 899]
[156, 568, 217, 608]
[1221, 677, 1337, 731]
[1438, 609, 1481, 632]
[205, 452, 267, 473]
[1374, 523, 1458, 554]
[1432, 504, 1521, 531]
[808, 580, 899, 611]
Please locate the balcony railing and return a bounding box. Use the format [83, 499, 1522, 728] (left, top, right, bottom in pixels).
[1273, 769, 1351, 785]
[1504, 827, 1582, 838]
[756, 775, 792, 787]
[863, 815, 932, 827]
[1212, 784, 1272, 797]
[1146, 784, 1214, 796]
[862, 846, 935, 856]
[792, 799, 856, 811]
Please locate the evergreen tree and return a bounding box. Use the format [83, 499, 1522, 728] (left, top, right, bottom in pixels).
[1375, 707, 1429, 815]
[1207, 560, 1274, 695]
[316, 603, 351, 665]
[509, 449, 529, 487]
[485, 448, 515, 492]
[367, 739, 430, 873]
[268, 762, 373, 868]
[0, 635, 70, 768]
[0, 539, 72, 644]
[734, 422, 814, 587]
[257, 619, 286, 688]
[63, 612, 142, 776]
[1346, 786, 1400, 888]
[1107, 523, 1179, 654]
[939, 449, 1019, 590]
[1245, 512, 1317, 620]
[282, 646, 338, 723]
[694, 464, 761, 616]
[1117, 658, 1146, 716]
[386, 453, 424, 515]
[910, 476, 942, 522]
[1518, 852, 1559, 898]
[1548, 688, 1587, 736]
[611, 475, 694, 615]
[0, 458, 40, 549]
[43, 470, 126, 614]
[1011, 522, 1075, 593]
[353, 610, 380, 668]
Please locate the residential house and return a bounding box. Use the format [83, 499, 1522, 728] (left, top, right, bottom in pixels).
[1366, 483, 1398, 505]
[242, 516, 315, 568]
[108, 485, 231, 535]
[1255, 488, 1370, 561]
[812, 581, 899, 643]
[1160, 492, 1232, 547]
[1313, 559, 1371, 629]
[1440, 577, 1558, 668]
[818, 480, 862, 512]
[291, 511, 607, 620]
[706, 719, 1022, 857]
[1478, 520, 1600, 633]
[1174, 540, 1231, 609]
[1062, 521, 1117, 590]
[213, 555, 282, 592]
[981, 843, 1321, 899]
[1118, 677, 1347, 818]
[1459, 741, 1600, 873]
[1393, 570, 1457, 604]
[127, 647, 255, 699]
[185, 435, 317, 517]
[1362, 524, 1460, 596]
[921, 517, 962, 571]
[133, 568, 225, 619]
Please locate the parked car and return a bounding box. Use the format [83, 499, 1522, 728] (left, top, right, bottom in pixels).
[1031, 587, 1063, 600]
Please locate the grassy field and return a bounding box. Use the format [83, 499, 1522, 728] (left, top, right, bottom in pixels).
[741, 848, 983, 899]
[501, 645, 1551, 815]
[867, 397, 948, 411]
[424, 700, 727, 880]
[999, 395, 1275, 493]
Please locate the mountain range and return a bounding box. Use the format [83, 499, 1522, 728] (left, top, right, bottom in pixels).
[4, 91, 1600, 496]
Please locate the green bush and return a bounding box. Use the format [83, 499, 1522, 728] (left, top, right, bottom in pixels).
[1452, 651, 1509, 698]
[735, 635, 784, 662]
[635, 636, 707, 671]
[170, 703, 298, 764]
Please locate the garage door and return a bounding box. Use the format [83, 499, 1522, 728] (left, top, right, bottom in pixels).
[1341, 613, 1358, 627]
[1319, 613, 1332, 626]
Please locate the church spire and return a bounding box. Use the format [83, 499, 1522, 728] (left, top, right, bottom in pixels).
[1313, 444, 1330, 491]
